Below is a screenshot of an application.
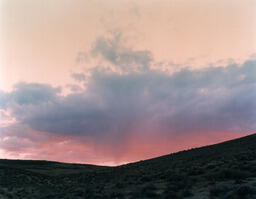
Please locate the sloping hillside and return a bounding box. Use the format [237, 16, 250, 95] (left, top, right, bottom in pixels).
[0, 134, 256, 199]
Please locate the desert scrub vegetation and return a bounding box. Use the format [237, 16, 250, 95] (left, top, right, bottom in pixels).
[209, 184, 256, 199]
[0, 134, 256, 198]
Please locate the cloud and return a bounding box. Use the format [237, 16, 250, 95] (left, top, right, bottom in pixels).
[1, 61, 255, 139]
[0, 33, 255, 163]
[66, 84, 83, 92]
[0, 90, 8, 109]
[71, 73, 86, 82]
[91, 33, 153, 73]
[0, 82, 61, 123]
[1, 82, 60, 106]
[76, 52, 88, 64]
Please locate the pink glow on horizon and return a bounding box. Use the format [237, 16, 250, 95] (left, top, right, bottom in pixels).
[0, 129, 247, 166]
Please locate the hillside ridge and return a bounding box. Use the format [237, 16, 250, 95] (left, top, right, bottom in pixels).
[0, 133, 256, 199]
[1, 133, 255, 167]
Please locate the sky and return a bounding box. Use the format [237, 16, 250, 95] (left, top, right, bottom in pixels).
[0, 0, 256, 165]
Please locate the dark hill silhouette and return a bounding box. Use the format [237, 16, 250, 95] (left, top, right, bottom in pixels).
[0, 133, 256, 198]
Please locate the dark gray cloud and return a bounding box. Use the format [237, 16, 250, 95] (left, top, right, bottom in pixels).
[5, 82, 60, 105]
[1, 61, 255, 142]
[91, 34, 153, 72]
[0, 82, 61, 122]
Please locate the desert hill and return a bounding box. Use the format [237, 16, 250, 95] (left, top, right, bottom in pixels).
[0, 134, 256, 199]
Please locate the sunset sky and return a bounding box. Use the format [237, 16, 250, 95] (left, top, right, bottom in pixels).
[0, 0, 256, 165]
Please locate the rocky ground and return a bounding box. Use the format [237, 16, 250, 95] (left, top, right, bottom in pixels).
[0, 134, 256, 199]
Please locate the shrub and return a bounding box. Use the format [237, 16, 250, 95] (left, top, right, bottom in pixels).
[110, 191, 124, 198]
[115, 182, 124, 189]
[164, 189, 178, 199]
[212, 169, 250, 181]
[223, 185, 256, 199]
[182, 188, 193, 197]
[141, 184, 158, 198]
[209, 184, 232, 197]
[236, 185, 256, 197]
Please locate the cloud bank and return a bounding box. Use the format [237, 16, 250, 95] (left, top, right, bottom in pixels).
[0, 36, 255, 164]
